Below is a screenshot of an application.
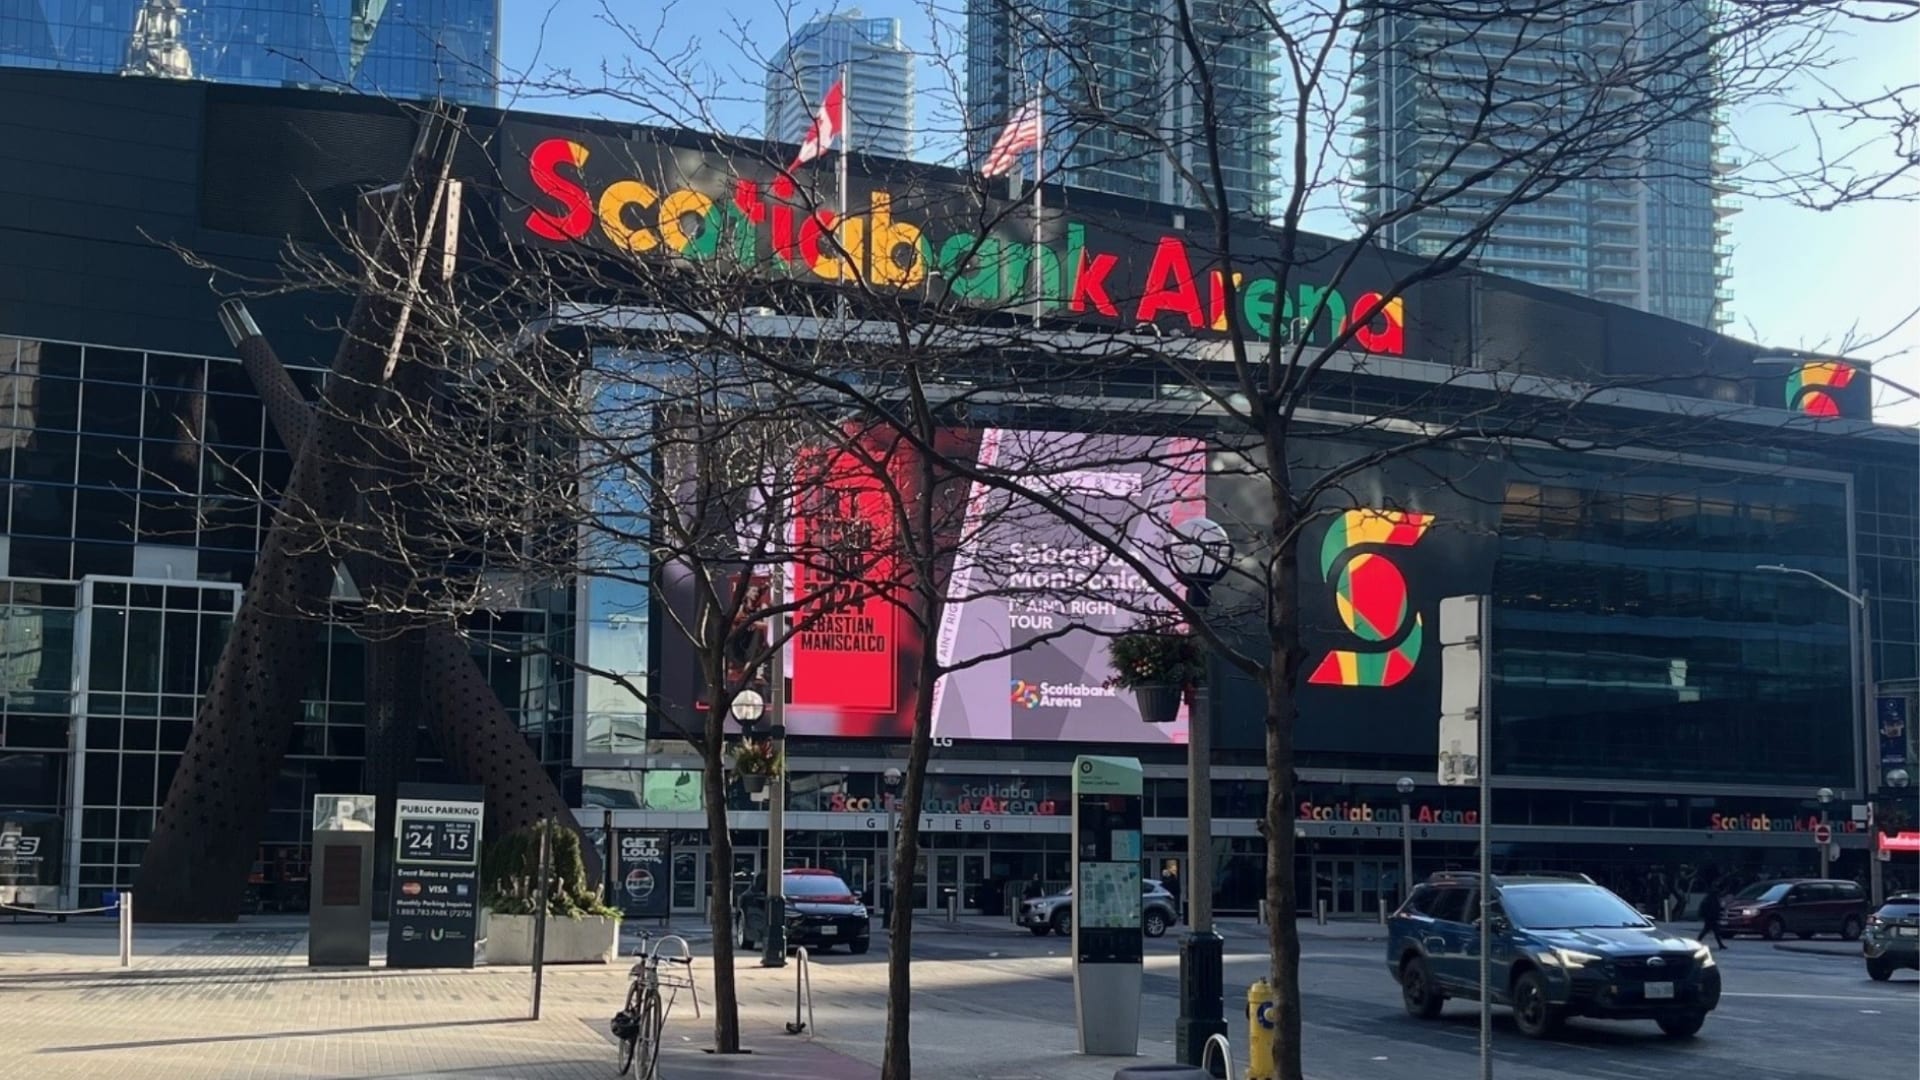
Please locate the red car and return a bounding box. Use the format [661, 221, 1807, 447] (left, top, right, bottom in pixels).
[1721, 879, 1868, 941]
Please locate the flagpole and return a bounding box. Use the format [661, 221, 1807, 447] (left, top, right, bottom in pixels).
[1030, 94, 1042, 328]
[837, 62, 851, 324]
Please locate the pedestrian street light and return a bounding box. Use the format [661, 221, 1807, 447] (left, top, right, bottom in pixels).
[729, 688, 766, 727]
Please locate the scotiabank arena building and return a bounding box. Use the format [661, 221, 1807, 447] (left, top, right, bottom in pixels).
[0, 68, 1914, 918]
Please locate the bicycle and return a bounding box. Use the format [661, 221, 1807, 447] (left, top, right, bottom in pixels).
[610, 930, 697, 1078]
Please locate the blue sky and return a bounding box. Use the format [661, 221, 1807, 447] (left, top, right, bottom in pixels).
[500, 1, 1920, 424]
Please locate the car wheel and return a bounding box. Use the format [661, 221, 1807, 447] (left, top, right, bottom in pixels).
[849, 937, 870, 955]
[1867, 957, 1894, 982]
[1400, 955, 1444, 1020]
[1656, 1012, 1706, 1038]
[1144, 910, 1168, 938]
[1763, 916, 1787, 941]
[1840, 916, 1863, 941]
[1051, 908, 1071, 936]
[1510, 970, 1561, 1039]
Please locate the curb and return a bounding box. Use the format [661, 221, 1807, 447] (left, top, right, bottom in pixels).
[1772, 942, 1860, 959]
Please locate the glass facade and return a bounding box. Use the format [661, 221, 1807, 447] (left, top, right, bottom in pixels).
[0, 335, 568, 906]
[0, 0, 498, 105]
[1492, 449, 1860, 786]
[1353, 2, 1730, 328]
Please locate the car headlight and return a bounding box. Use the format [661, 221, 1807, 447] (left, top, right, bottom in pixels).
[1737, 907, 1758, 917]
[1694, 944, 1715, 968]
[1542, 947, 1605, 969]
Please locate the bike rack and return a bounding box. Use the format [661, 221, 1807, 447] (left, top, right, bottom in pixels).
[785, 945, 814, 1037]
[651, 933, 701, 1020]
[1202, 1032, 1236, 1080]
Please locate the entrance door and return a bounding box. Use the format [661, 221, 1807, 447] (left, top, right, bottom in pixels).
[668, 847, 762, 917]
[932, 853, 989, 912]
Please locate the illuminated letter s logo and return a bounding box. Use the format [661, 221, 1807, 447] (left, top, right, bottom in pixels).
[1785, 361, 1854, 417]
[1307, 509, 1431, 688]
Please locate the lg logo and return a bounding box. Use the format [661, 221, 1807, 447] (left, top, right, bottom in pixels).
[1307, 509, 1432, 688]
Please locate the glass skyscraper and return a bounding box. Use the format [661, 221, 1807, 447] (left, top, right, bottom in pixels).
[1352, 3, 1730, 328]
[0, 0, 499, 105]
[765, 11, 914, 159]
[965, 0, 1272, 217]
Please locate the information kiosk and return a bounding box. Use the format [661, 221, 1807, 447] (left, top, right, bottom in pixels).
[1072, 755, 1144, 1056]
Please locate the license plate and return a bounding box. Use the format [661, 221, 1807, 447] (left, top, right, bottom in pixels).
[1643, 982, 1674, 1000]
[820, 925, 838, 936]
[1896, 926, 1918, 938]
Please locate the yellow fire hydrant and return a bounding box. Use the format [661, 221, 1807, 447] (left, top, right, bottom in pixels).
[1246, 979, 1277, 1080]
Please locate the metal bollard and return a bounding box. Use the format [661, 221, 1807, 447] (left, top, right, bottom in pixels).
[118, 891, 133, 968]
[946, 893, 959, 923]
[1256, 899, 1266, 926]
[1662, 897, 1673, 924]
[1378, 898, 1389, 926]
[1316, 899, 1328, 926]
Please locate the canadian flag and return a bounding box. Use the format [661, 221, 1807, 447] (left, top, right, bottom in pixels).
[789, 77, 847, 170]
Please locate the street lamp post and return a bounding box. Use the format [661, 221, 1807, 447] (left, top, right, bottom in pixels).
[881, 767, 902, 922]
[1169, 517, 1231, 1075]
[1760, 564, 1878, 898]
[1396, 776, 1416, 906]
[1818, 787, 1835, 879]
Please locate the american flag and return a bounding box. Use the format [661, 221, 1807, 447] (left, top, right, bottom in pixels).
[981, 99, 1043, 178]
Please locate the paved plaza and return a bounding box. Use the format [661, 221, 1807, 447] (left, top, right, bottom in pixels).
[0, 914, 1913, 1079]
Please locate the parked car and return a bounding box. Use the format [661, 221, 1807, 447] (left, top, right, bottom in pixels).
[1387, 872, 1720, 1039]
[734, 868, 871, 955]
[1721, 878, 1868, 941]
[1019, 881, 1178, 938]
[1862, 893, 1920, 981]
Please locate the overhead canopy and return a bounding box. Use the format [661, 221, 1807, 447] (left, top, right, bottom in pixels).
[1880, 832, 1920, 853]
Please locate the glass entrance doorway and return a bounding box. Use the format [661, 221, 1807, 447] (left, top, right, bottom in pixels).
[1310, 857, 1404, 917]
[670, 847, 760, 916]
[932, 852, 988, 912]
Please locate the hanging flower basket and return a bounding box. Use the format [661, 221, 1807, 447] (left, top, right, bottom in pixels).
[1106, 630, 1205, 724]
[731, 737, 780, 792]
[1132, 683, 1185, 725]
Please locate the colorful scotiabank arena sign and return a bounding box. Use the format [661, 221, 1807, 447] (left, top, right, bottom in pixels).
[499, 124, 1411, 355]
[1782, 360, 1869, 418]
[1308, 509, 1433, 688]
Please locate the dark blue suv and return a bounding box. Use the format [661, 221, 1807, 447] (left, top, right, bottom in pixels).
[1387, 873, 1721, 1038]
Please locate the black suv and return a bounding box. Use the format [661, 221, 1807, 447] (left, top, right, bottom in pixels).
[1388, 873, 1720, 1038]
[735, 869, 872, 954]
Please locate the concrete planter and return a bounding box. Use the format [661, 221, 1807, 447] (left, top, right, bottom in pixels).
[482, 911, 621, 965]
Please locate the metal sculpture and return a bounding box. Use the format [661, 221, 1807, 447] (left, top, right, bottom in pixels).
[135, 112, 587, 921]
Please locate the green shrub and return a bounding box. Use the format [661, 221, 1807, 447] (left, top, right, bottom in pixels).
[482, 820, 620, 918]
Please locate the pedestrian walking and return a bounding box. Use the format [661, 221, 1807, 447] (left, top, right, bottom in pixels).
[1699, 886, 1728, 949]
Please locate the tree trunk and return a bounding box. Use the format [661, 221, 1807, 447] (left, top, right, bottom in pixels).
[701, 746, 742, 1053]
[1265, 491, 1306, 1080]
[881, 659, 938, 1080]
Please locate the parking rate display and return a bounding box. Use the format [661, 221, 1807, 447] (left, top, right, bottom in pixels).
[388, 788, 484, 969]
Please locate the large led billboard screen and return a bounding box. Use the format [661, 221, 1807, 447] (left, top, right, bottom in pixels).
[654, 428, 1206, 744]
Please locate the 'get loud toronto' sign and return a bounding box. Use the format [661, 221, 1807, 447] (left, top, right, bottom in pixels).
[502, 125, 1409, 356]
